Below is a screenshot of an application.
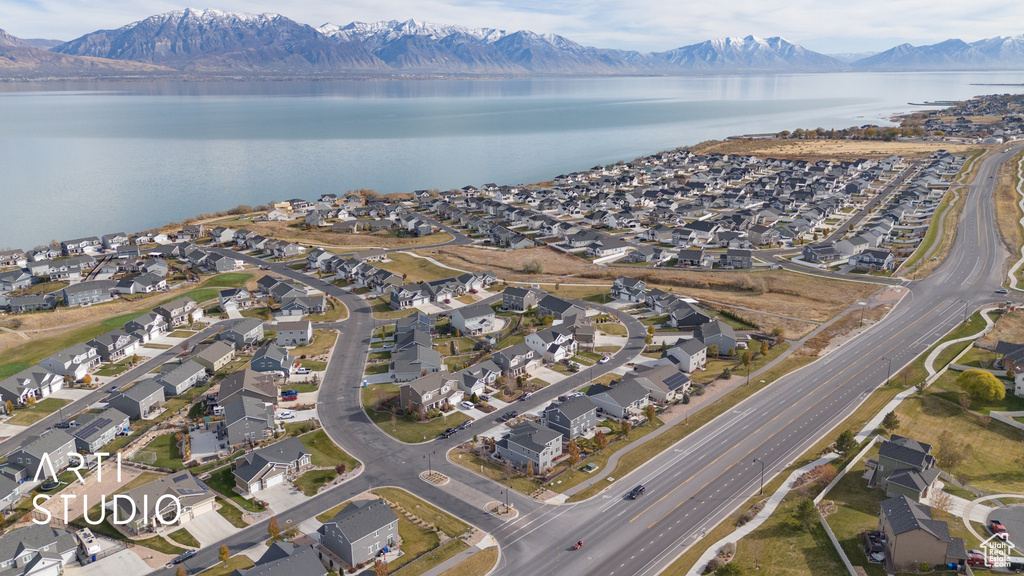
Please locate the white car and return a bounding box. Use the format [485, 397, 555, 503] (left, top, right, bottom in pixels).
[278, 410, 294, 419]
[567, 391, 585, 399]
[294, 367, 311, 374]
[599, 356, 610, 364]
[459, 401, 475, 410]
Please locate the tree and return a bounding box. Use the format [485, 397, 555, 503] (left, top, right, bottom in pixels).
[771, 327, 785, 346]
[932, 490, 954, 516]
[645, 325, 654, 346]
[795, 498, 818, 530]
[268, 516, 281, 540]
[957, 369, 1005, 404]
[621, 420, 632, 436]
[594, 430, 608, 450]
[82, 374, 92, 385]
[521, 259, 544, 274]
[219, 545, 230, 565]
[374, 560, 390, 576]
[814, 463, 838, 486]
[26, 396, 35, 407]
[708, 344, 719, 358]
[526, 461, 534, 478]
[177, 567, 187, 576]
[759, 340, 770, 357]
[834, 429, 857, 456]
[4, 400, 11, 414]
[645, 404, 657, 425]
[936, 431, 974, 476]
[503, 459, 514, 479]
[568, 440, 581, 464]
[1008, 367, 1017, 379]
[881, 411, 900, 433]
[727, 347, 736, 358]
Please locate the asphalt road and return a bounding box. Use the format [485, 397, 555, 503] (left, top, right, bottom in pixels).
[16, 145, 1023, 576]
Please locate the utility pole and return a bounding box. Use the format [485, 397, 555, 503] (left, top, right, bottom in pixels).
[882, 357, 892, 386]
[752, 458, 764, 495]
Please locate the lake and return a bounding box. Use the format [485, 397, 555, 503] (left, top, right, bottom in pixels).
[1, 71, 1022, 249]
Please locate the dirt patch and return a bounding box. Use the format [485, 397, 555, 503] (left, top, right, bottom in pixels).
[978, 308, 1024, 349]
[211, 219, 451, 249]
[799, 305, 891, 357]
[994, 151, 1024, 262]
[689, 138, 977, 161]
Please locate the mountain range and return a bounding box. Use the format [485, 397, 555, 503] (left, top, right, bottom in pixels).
[2, 8, 1024, 78]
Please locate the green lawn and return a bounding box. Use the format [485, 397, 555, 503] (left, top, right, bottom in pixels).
[205, 467, 267, 512]
[595, 322, 628, 336]
[290, 330, 338, 357]
[131, 433, 184, 470]
[288, 380, 319, 393]
[240, 307, 273, 321]
[436, 547, 499, 576]
[449, 450, 542, 495]
[376, 252, 454, 283]
[7, 398, 71, 426]
[95, 359, 134, 376]
[365, 363, 390, 375]
[305, 298, 349, 322]
[206, 273, 253, 288]
[197, 556, 254, 576]
[373, 487, 470, 538]
[370, 297, 416, 320]
[168, 528, 200, 548]
[362, 384, 469, 443]
[215, 497, 248, 528]
[822, 455, 889, 576]
[293, 469, 337, 496]
[298, 429, 360, 468]
[394, 539, 469, 576]
[317, 501, 350, 523]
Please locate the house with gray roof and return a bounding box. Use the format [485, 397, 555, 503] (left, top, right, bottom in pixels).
[536, 296, 586, 321]
[695, 320, 737, 355]
[0, 367, 63, 406]
[879, 495, 966, 572]
[501, 286, 544, 311]
[193, 341, 236, 373]
[218, 369, 278, 406]
[86, 329, 139, 363]
[234, 543, 328, 576]
[872, 435, 941, 501]
[454, 360, 500, 396]
[115, 472, 216, 535]
[399, 372, 463, 413]
[60, 280, 115, 307]
[232, 437, 311, 495]
[9, 294, 57, 314]
[71, 407, 129, 453]
[451, 303, 495, 336]
[495, 421, 563, 472]
[0, 525, 77, 576]
[525, 325, 577, 363]
[123, 312, 168, 343]
[219, 396, 276, 448]
[543, 396, 598, 440]
[153, 297, 201, 327]
[280, 294, 327, 317]
[7, 430, 76, 480]
[585, 380, 650, 419]
[251, 344, 293, 375]
[318, 499, 399, 568]
[276, 321, 313, 347]
[108, 379, 165, 420]
[491, 342, 538, 377]
[218, 317, 266, 350]
[0, 474, 22, 513]
[389, 344, 442, 383]
[625, 361, 691, 403]
[156, 359, 207, 396]
[611, 277, 646, 302]
[663, 337, 707, 373]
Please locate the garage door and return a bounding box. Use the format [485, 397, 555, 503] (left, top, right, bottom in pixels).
[265, 473, 286, 488]
[191, 498, 216, 517]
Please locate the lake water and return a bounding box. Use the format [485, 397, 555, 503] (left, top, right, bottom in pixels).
[1, 71, 1022, 250]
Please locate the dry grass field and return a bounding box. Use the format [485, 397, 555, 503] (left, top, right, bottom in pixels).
[425, 245, 878, 329]
[995, 151, 1024, 267]
[202, 218, 452, 249]
[978, 309, 1024, 349]
[690, 138, 977, 161]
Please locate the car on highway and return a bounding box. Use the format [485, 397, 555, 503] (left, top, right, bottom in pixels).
[173, 550, 197, 564]
[990, 519, 1009, 540]
[629, 485, 646, 499]
[459, 401, 475, 410]
[996, 288, 1009, 294]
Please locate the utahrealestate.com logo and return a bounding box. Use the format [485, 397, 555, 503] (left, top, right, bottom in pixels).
[980, 533, 1015, 568]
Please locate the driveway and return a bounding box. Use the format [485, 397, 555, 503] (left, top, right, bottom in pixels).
[64, 548, 152, 576]
[277, 408, 317, 423]
[50, 388, 97, 401]
[259, 481, 312, 513]
[180, 507, 242, 547]
[531, 366, 568, 387]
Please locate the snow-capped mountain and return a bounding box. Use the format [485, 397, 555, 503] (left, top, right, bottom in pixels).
[653, 35, 846, 70]
[851, 34, 1024, 70]
[51, 8, 385, 72]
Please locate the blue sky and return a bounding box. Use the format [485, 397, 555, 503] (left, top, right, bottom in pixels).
[2, 0, 1021, 53]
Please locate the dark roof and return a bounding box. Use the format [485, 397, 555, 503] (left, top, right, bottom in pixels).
[456, 302, 495, 321]
[234, 438, 310, 483]
[586, 380, 649, 407]
[120, 378, 164, 402]
[323, 499, 397, 542]
[537, 295, 579, 315]
[505, 421, 562, 453]
[72, 407, 128, 444]
[878, 435, 934, 469]
[0, 525, 76, 564]
[880, 495, 950, 541]
[546, 396, 597, 421]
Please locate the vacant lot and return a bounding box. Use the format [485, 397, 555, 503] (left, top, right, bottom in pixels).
[995, 152, 1024, 263]
[979, 309, 1024, 349]
[208, 218, 453, 249]
[429, 245, 877, 324]
[376, 252, 456, 282]
[691, 138, 978, 161]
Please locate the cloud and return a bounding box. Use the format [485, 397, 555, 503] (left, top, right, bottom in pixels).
[1, 0, 1021, 52]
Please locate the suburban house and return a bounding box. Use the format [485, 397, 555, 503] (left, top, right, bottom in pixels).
[585, 380, 650, 420]
[108, 379, 166, 420]
[251, 344, 294, 375]
[156, 360, 207, 396]
[71, 407, 129, 453]
[115, 472, 216, 535]
[491, 342, 538, 377]
[668, 301, 712, 330]
[86, 329, 140, 363]
[871, 435, 941, 501]
[0, 367, 64, 405]
[193, 341, 236, 373]
[232, 437, 312, 495]
[502, 286, 544, 311]
[276, 321, 313, 347]
[878, 495, 967, 573]
[695, 320, 738, 354]
[6, 430, 77, 480]
[625, 362, 691, 402]
[218, 369, 279, 406]
[453, 360, 500, 396]
[9, 294, 57, 313]
[0, 525, 77, 576]
[611, 277, 646, 302]
[219, 396, 276, 448]
[719, 249, 753, 269]
[235, 543, 328, 576]
[60, 280, 115, 307]
[153, 297, 201, 327]
[542, 396, 598, 440]
[0, 476, 21, 513]
[124, 312, 169, 343]
[389, 344, 442, 383]
[219, 288, 253, 312]
[451, 303, 496, 336]
[398, 371, 463, 412]
[537, 296, 586, 320]
[218, 317, 266, 350]
[280, 294, 328, 317]
[495, 421, 564, 472]
[663, 338, 708, 373]
[318, 498, 399, 568]
[524, 326, 577, 363]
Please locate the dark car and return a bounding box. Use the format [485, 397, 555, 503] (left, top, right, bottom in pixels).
[173, 550, 197, 564]
[506, 410, 518, 419]
[629, 485, 646, 499]
[53, 422, 71, 429]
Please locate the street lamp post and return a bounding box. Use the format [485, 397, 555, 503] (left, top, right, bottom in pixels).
[882, 357, 892, 386]
[752, 458, 764, 495]
[424, 450, 435, 475]
[963, 301, 970, 324]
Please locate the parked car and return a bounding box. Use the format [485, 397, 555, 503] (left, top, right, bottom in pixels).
[108, 385, 121, 393]
[53, 422, 71, 429]
[281, 390, 298, 401]
[990, 519, 1009, 540]
[460, 419, 474, 429]
[968, 550, 995, 567]
[278, 410, 294, 420]
[629, 485, 646, 499]
[996, 288, 1009, 294]
[294, 367, 311, 374]
[173, 550, 197, 564]
[480, 394, 490, 401]
[459, 401, 475, 410]
[520, 392, 533, 401]
[599, 356, 610, 364]
[567, 391, 585, 399]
